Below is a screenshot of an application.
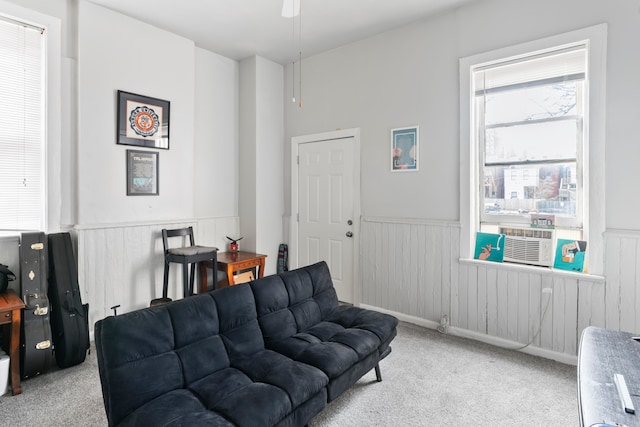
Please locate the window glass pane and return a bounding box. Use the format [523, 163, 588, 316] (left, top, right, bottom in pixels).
[483, 163, 577, 216]
[485, 118, 578, 164]
[484, 81, 579, 125]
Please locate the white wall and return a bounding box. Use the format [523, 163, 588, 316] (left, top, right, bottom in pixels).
[0, 0, 241, 325]
[74, 2, 240, 322]
[78, 1, 195, 225]
[284, 0, 640, 230]
[194, 47, 239, 219]
[239, 56, 284, 274]
[255, 56, 284, 274]
[283, 0, 640, 358]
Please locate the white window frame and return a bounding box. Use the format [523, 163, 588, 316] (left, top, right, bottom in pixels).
[476, 44, 586, 229]
[0, 1, 62, 235]
[459, 24, 607, 275]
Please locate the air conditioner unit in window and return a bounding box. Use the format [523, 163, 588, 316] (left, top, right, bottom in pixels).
[498, 226, 555, 267]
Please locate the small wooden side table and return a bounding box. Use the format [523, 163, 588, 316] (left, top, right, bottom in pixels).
[199, 252, 267, 291]
[0, 291, 25, 395]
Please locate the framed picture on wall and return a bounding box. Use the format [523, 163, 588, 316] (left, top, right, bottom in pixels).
[126, 149, 159, 196]
[391, 126, 418, 171]
[117, 90, 170, 149]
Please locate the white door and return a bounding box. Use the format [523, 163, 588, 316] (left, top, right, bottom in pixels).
[296, 135, 356, 303]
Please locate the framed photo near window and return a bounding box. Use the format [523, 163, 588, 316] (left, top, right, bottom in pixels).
[118, 90, 170, 149]
[126, 150, 159, 196]
[391, 126, 418, 172]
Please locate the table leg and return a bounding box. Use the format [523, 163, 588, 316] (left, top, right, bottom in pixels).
[257, 258, 265, 279]
[226, 265, 234, 286]
[10, 308, 21, 395]
[198, 261, 208, 294]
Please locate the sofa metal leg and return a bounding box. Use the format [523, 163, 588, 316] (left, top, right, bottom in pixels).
[375, 364, 382, 382]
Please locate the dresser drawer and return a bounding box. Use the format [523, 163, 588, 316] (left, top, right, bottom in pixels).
[0, 310, 11, 325]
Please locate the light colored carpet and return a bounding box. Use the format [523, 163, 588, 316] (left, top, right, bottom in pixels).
[310, 323, 577, 426]
[0, 323, 577, 426]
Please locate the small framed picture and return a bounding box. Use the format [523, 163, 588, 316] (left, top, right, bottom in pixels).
[391, 126, 419, 171]
[117, 90, 170, 149]
[126, 150, 159, 196]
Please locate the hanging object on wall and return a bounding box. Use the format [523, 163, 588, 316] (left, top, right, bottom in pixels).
[282, 0, 302, 107]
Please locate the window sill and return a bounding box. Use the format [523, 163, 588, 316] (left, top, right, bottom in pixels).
[459, 257, 605, 283]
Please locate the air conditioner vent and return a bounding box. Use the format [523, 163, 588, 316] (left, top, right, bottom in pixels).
[499, 226, 555, 267]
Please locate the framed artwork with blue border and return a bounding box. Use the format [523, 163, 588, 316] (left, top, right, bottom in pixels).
[391, 126, 418, 172]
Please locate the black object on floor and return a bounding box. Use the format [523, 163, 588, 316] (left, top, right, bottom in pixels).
[20, 231, 55, 379]
[47, 232, 90, 369]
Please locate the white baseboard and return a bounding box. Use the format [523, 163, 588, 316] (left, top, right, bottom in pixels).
[359, 304, 578, 366]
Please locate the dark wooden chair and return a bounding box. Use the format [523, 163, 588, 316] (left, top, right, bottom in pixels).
[162, 227, 217, 299]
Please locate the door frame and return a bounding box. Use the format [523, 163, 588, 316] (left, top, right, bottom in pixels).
[290, 128, 361, 305]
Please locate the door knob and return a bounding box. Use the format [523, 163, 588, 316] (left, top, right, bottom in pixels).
[346, 231, 353, 238]
[347, 219, 353, 225]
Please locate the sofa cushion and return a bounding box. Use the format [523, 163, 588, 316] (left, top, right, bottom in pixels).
[188, 348, 328, 427]
[96, 307, 184, 426]
[190, 368, 290, 427]
[167, 295, 231, 384]
[233, 349, 329, 407]
[252, 261, 398, 382]
[326, 305, 399, 350]
[213, 283, 265, 359]
[118, 389, 232, 427]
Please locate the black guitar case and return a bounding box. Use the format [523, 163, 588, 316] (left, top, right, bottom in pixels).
[47, 232, 89, 368]
[19, 232, 55, 379]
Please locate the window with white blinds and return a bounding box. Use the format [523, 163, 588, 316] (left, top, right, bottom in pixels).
[0, 17, 45, 231]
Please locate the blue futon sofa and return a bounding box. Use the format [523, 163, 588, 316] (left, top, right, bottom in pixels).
[95, 261, 398, 426]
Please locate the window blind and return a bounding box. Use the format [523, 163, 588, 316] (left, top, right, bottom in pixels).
[0, 18, 45, 231]
[474, 44, 587, 93]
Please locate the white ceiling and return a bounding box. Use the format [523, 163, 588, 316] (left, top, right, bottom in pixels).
[87, 0, 479, 65]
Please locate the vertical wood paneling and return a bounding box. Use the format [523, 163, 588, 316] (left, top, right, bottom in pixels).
[430, 226, 440, 320]
[539, 275, 554, 351]
[475, 266, 489, 334]
[577, 278, 605, 331]
[619, 237, 637, 332]
[76, 217, 238, 335]
[408, 225, 419, 317]
[551, 277, 566, 353]
[374, 222, 384, 308]
[486, 266, 498, 336]
[635, 242, 640, 334]
[496, 269, 509, 340]
[528, 274, 542, 347]
[564, 278, 579, 355]
[517, 272, 530, 344]
[507, 270, 519, 342]
[446, 226, 457, 324]
[457, 263, 468, 329]
[468, 265, 479, 332]
[357, 219, 640, 357]
[605, 234, 621, 330]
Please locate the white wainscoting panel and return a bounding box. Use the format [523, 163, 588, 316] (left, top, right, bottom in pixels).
[75, 217, 238, 336]
[360, 217, 612, 358]
[604, 229, 640, 334]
